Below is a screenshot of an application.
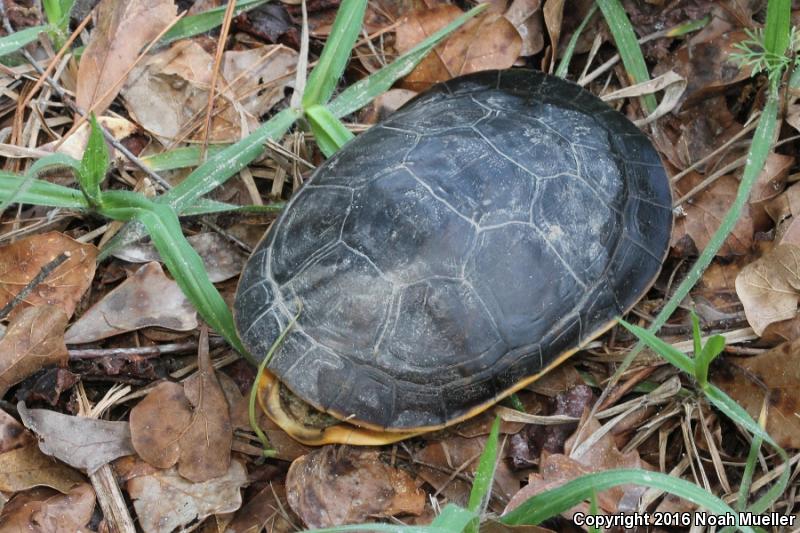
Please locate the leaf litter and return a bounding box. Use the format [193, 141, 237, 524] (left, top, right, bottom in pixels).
[6, 0, 800, 530]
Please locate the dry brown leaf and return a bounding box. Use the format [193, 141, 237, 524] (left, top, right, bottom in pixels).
[396, 5, 522, 91]
[130, 334, 232, 481]
[17, 402, 135, 474]
[735, 244, 800, 336]
[0, 408, 35, 453]
[0, 232, 97, 320]
[672, 173, 754, 257]
[541, 0, 565, 69]
[0, 305, 68, 398]
[416, 433, 519, 509]
[112, 233, 247, 283]
[286, 446, 425, 528]
[38, 116, 137, 163]
[0, 483, 95, 533]
[0, 443, 84, 493]
[714, 338, 800, 448]
[225, 483, 296, 533]
[130, 381, 192, 469]
[504, 0, 544, 57]
[179, 329, 232, 482]
[503, 417, 647, 519]
[76, 0, 177, 115]
[65, 262, 197, 344]
[127, 459, 247, 533]
[360, 89, 419, 125]
[123, 42, 296, 143]
[749, 152, 794, 230]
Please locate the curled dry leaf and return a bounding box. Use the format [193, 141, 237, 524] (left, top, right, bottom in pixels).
[286, 446, 425, 528]
[541, 0, 564, 68]
[65, 262, 197, 344]
[396, 5, 522, 91]
[736, 244, 800, 336]
[714, 338, 800, 449]
[0, 232, 97, 320]
[0, 443, 85, 493]
[0, 483, 95, 533]
[17, 402, 135, 474]
[112, 233, 247, 283]
[503, 417, 647, 519]
[123, 42, 297, 143]
[127, 459, 247, 533]
[504, 0, 544, 57]
[129, 336, 232, 482]
[0, 305, 68, 398]
[76, 0, 177, 115]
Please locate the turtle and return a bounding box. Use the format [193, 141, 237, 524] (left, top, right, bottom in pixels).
[234, 69, 673, 445]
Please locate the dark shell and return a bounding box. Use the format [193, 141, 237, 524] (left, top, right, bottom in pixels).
[234, 69, 672, 430]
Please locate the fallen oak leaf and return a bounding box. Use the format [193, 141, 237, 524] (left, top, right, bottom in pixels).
[0, 232, 97, 320]
[17, 402, 136, 474]
[65, 262, 198, 344]
[714, 337, 800, 449]
[0, 483, 95, 532]
[736, 243, 800, 336]
[76, 0, 177, 115]
[126, 459, 247, 533]
[396, 5, 522, 91]
[0, 443, 85, 493]
[0, 305, 68, 398]
[286, 446, 425, 528]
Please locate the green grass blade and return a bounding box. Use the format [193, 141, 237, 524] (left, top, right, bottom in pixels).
[141, 145, 229, 172]
[100, 191, 246, 355]
[500, 469, 756, 533]
[432, 504, 478, 531]
[696, 334, 725, 387]
[690, 311, 702, 357]
[305, 104, 354, 156]
[27, 153, 81, 177]
[763, 0, 791, 57]
[595, 0, 656, 113]
[465, 416, 501, 533]
[617, 320, 695, 374]
[0, 173, 89, 210]
[181, 197, 285, 216]
[302, 0, 367, 107]
[737, 431, 764, 511]
[160, 0, 269, 45]
[79, 115, 109, 206]
[98, 107, 300, 260]
[0, 25, 47, 57]
[555, 4, 597, 78]
[703, 384, 780, 454]
[327, 4, 487, 119]
[617, 89, 780, 385]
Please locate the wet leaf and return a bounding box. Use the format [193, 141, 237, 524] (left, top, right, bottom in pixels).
[396, 5, 522, 91]
[0, 483, 95, 533]
[127, 459, 247, 533]
[0, 232, 97, 320]
[286, 446, 425, 528]
[76, 0, 177, 114]
[0, 444, 84, 493]
[714, 338, 800, 449]
[735, 243, 800, 336]
[112, 233, 247, 283]
[0, 306, 68, 398]
[17, 402, 135, 474]
[65, 262, 198, 344]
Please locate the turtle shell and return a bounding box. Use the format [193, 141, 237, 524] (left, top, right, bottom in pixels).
[235, 69, 672, 432]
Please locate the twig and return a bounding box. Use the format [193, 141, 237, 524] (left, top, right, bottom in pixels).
[0, 252, 68, 320]
[68, 338, 227, 359]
